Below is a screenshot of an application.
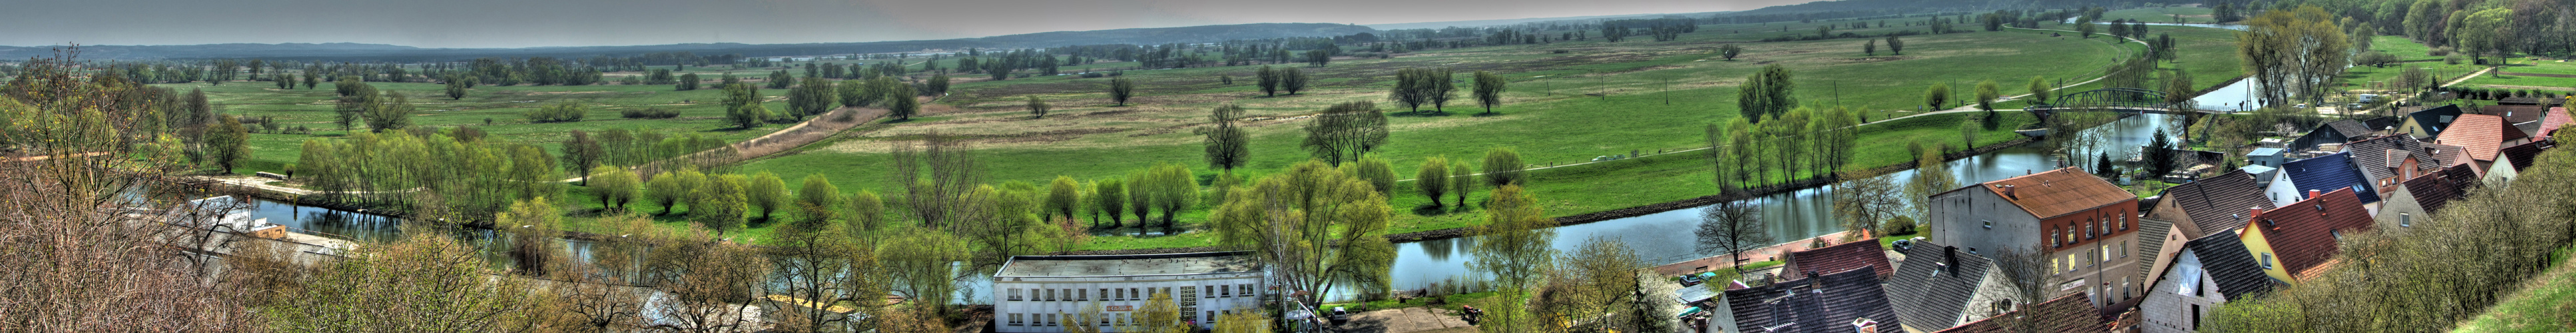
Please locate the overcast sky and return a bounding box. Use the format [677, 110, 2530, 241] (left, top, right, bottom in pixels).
[2, 0, 1814, 49]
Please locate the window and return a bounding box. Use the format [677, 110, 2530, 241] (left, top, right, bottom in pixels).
[1221, 285, 1232, 297]
[1207, 311, 1217, 323]
[1131, 288, 1142, 300]
[1241, 284, 1253, 296]
[2120, 240, 2129, 257]
[1009, 288, 1023, 301]
[2262, 253, 2274, 269]
[1043, 289, 1054, 302]
[1078, 288, 1088, 301]
[2401, 213, 2412, 227]
[1204, 286, 1215, 298]
[1047, 314, 1058, 326]
[1010, 314, 1024, 326]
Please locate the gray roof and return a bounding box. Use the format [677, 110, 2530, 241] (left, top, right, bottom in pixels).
[996, 252, 1262, 278]
[1726, 266, 1900, 333]
[2322, 119, 2374, 139]
[2181, 233, 2277, 300]
[2156, 170, 2275, 235]
[2343, 135, 2437, 182]
[2408, 105, 2465, 138]
[1885, 242, 1994, 331]
[2134, 218, 2176, 282]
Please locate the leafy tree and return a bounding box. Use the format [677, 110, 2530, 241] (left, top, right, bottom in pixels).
[885, 81, 919, 121]
[1199, 105, 1251, 171]
[1255, 66, 1280, 97]
[302, 73, 319, 89]
[1045, 176, 1082, 222]
[1417, 157, 1452, 207]
[2027, 76, 2053, 105]
[1134, 292, 1191, 333]
[790, 174, 842, 231]
[879, 228, 969, 317]
[588, 166, 639, 210]
[675, 73, 699, 91]
[1865, 39, 1878, 55]
[926, 73, 950, 96]
[1831, 175, 1905, 238]
[366, 91, 418, 131]
[1390, 68, 1435, 113]
[721, 83, 767, 129]
[1975, 79, 2001, 111]
[1923, 84, 1952, 110]
[1738, 65, 1796, 121]
[1719, 45, 1744, 60]
[645, 171, 685, 215]
[560, 130, 603, 182]
[1885, 35, 1905, 55]
[1427, 68, 1456, 113]
[747, 171, 789, 222]
[1482, 147, 1524, 188]
[1299, 101, 1389, 166]
[1471, 184, 1556, 332]
[1304, 49, 1331, 67]
[1026, 96, 1051, 119]
[2077, 17, 2097, 38]
[1143, 163, 1197, 228]
[1093, 178, 1127, 228]
[444, 75, 468, 100]
[267, 232, 533, 332]
[1280, 67, 1309, 95]
[204, 115, 251, 174]
[767, 70, 795, 89]
[787, 77, 836, 121]
[1472, 71, 1508, 114]
[1109, 77, 1135, 106]
[1452, 163, 1473, 206]
[1345, 155, 1397, 196]
[1900, 147, 1957, 220]
[1210, 161, 1394, 315]
[698, 174, 751, 234]
[846, 190, 887, 234]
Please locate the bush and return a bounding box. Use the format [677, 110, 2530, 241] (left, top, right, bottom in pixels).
[1078, 72, 1105, 79]
[2445, 55, 2463, 65]
[525, 101, 587, 123]
[620, 107, 680, 119]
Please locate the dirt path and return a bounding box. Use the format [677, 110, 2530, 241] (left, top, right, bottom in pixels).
[563, 101, 899, 182]
[2442, 67, 2498, 88]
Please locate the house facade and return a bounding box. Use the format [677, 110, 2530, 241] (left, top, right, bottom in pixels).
[2138, 234, 2277, 333]
[2264, 152, 2381, 209]
[993, 252, 1267, 332]
[1928, 167, 2144, 310]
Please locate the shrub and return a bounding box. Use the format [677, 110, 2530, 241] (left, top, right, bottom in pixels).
[1079, 72, 1105, 79]
[621, 107, 680, 119]
[525, 101, 587, 123]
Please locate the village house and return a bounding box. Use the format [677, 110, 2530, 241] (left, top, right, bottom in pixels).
[2144, 171, 2274, 240]
[2237, 188, 2376, 282]
[1883, 242, 2007, 333]
[2264, 153, 2380, 209]
[2340, 135, 2444, 200]
[1708, 266, 1900, 333]
[2288, 119, 2374, 156]
[2399, 105, 2463, 140]
[2431, 113, 2532, 171]
[1780, 238, 1895, 280]
[2374, 164, 2479, 232]
[2138, 233, 2280, 333]
[1931, 293, 2106, 333]
[2485, 140, 2553, 187]
[1927, 167, 2144, 310]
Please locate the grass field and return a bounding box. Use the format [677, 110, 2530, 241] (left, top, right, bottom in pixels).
[160, 81, 793, 176]
[2451, 246, 2576, 333]
[175, 13, 2251, 249]
[2464, 60, 2576, 92]
[2095, 6, 2219, 23]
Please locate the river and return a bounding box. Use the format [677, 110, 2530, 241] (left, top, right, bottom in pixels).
[214, 113, 2207, 303]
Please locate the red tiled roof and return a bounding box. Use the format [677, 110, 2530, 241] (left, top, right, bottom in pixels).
[1982, 167, 2137, 219]
[2437, 114, 2514, 162]
[1783, 238, 1895, 279]
[2540, 108, 2571, 138]
[1931, 292, 2107, 333]
[2489, 105, 2552, 124]
[2246, 188, 2375, 279]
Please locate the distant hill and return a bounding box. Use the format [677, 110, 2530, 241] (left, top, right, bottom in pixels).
[1364, 13, 1722, 30]
[0, 23, 1376, 61]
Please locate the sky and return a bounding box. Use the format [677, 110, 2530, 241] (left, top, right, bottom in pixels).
[1, 0, 1815, 49]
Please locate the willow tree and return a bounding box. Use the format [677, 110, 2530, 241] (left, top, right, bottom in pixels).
[1211, 160, 1395, 314]
[1737, 65, 1797, 121]
[1299, 101, 1388, 166]
[1471, 184, 1556, 333]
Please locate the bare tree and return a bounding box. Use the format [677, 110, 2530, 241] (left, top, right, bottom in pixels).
[1989, 245, 2059, 333]
[1831, 175, 1907, 238]
[892, 133, 986, 232]
[1299, 101, 1389, 166]
[1696, 200, 1773, 273]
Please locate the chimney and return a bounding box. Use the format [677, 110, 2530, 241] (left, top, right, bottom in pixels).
[2250, 207, 2263, 220]
[2002, 185, 2017, 199]
[1943, 246, 1959, 277]
[2308, 189, 2320, 199]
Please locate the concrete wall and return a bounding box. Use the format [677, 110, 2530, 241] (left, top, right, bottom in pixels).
[1929, 187, 2040, 259]
[2374, 187, 2429, 233]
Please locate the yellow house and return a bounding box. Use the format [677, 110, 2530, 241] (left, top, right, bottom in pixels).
[2234, 188, 2376, 284]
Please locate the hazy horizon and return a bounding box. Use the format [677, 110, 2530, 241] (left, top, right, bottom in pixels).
[3, 0, 1816, 49]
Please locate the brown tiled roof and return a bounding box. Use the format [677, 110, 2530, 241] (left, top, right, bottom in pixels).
[2437, 114, 2514, 162]
[1785, 238, 1895, 279]
[2488, 105, 2552, 123]
[1724, 266, 1902, 333]
[1931, 292, 2107, 333]
[2246, 188, 2376, 280]
[2398, 164, 2475, 214]
[2156, 170, 2274, 236]
[1983, 167, 2136, 219]
[2539, 108, 2571, 138]
[2498, 140, 2552, 172]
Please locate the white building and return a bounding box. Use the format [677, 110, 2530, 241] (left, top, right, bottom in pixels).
[994, 252, 1266, 332]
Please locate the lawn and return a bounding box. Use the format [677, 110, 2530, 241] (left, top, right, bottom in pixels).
[162, 80, 790, 176]
[2095, 6, 2220, 24]
[2451, 246, 2576, 332]
[2464, 60, 2576, 92]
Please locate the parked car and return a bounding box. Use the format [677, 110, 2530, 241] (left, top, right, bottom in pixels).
[1331, 306, 1351, 325]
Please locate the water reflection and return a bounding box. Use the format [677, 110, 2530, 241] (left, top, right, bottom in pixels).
[1371, 114, 2184, 298]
